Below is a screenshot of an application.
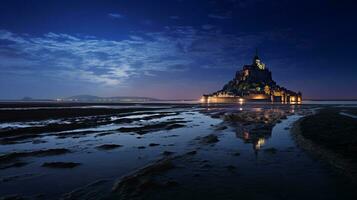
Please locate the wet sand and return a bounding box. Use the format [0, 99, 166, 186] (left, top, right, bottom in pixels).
[291, 107, 357, 180]
[0, 102, 356, 199]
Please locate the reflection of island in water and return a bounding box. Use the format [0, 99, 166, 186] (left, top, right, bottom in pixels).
[236, 130, 272, 153]
[223, 107, 290, 154]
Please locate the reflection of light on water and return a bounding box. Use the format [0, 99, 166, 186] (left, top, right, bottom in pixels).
[252, 108, 263, 112]
[340, 112, 357, 119]
[239, 98, 244, 105]
[264, 113, 270, 119]
[243, 131, 250, 140]
[254, 138, 265, 150]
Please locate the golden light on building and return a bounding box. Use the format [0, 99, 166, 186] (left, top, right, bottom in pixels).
[250, 94, 268, 100]
[297, 96, 302, 102]
[273, 91, 282, 96]
[264, 85, 270, 95]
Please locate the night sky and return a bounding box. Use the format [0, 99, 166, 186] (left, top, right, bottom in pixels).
[0, 0, 356, 100]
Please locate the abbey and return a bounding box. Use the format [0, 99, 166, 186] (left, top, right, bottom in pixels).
[201, 51, 302, 103]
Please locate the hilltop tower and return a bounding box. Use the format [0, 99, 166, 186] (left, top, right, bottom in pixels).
[201, 50, 302, 103]
[252, 49, 265, 70]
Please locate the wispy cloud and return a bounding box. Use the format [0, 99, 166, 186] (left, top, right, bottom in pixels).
[208, 14, 231, 19]
[0, 27, 268, 86]
[108, 13, 123, 19]
[202, 24, 215, 30]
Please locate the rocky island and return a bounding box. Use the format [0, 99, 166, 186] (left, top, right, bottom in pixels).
[201, 51, 302, 103]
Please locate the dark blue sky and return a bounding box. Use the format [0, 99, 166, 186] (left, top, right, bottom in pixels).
[0, 0, 356, 99]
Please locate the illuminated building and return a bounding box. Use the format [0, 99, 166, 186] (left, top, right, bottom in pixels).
[201, 50, 302, 103]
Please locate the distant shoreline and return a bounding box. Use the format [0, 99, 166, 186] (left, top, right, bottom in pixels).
[1, 99, 357, 103]
[1, 100, 357, 106]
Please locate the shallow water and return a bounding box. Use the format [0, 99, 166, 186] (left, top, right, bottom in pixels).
[0, 104, 356, 199]
[156, 114, 355, 199]
[340, 112, 357, 119]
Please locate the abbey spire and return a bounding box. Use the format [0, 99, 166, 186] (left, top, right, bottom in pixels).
[252, 49, 265, 70]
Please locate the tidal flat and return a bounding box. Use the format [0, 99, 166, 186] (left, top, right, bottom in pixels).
[0, 102, 356, 199]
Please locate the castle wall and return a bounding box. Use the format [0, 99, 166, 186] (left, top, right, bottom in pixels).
[201, 94, 302, 103]
[245, 94, 270, 100]
[201, 96, 244, 103]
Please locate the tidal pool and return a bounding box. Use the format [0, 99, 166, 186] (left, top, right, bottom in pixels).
[0, 103, 356, 199]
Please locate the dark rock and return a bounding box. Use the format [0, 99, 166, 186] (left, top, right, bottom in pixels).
[0, 148, 70, 163]
[148, 143, 160, 147]
[0, 162, 28, 170]
[233, 152, 241, 156]
[165, 124, 186, 130]
[96, 144, 122, 150]
[186, 151, 197, 155]
[201, 134, 219, 144]
[215, 126, 227, 131]
[112, 158, 175, 195]
[41, 162, 81, 168]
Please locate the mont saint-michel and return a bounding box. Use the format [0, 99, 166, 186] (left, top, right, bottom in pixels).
[2, 1, 357, 200]
[202, 52, 302, 103]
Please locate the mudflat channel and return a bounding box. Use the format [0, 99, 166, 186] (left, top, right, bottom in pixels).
[0, 102, 356, 199]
